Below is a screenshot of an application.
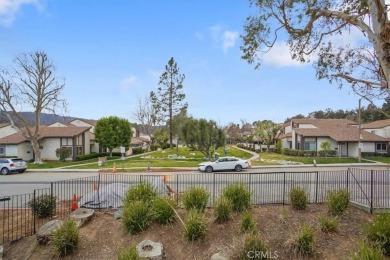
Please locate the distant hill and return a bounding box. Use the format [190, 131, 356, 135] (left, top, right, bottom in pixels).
[0, 112, 77, 125]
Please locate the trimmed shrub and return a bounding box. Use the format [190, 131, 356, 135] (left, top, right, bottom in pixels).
[365, 214, 390, 255]
[132, 147, 144, 155]
[327, 189, 350, 216]
[152, 197, 176, 225]
[319, 215, 339, 232]
[28, 194, 56, 218]
[223, 183, 251, 212]
[232, 232, 268, 259]
[289, 186, 308, 210]
[123, 182, 157, 205]
[213, 197, 233, 223]
[183, 209, 207, 241]
[122, 200, 152, 234]
[55, 147, 72, 162]
[118, 245, 141, 260]
[352, 241, 384, 260]
[51, 219, 79, 256]
[182, 186, 209, 212]
[76, 152, 107, 161]
[240, 210, 256, 234]
[292, 223, 315, 254]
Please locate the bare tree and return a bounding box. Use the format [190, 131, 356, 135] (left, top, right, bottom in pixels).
[132, 95, 160, 150]
[0, 51, 66, 164]
[241, 0, 390, 102]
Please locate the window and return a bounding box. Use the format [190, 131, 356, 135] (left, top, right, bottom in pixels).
[0, 146, 5, 156]
[304, 142, 316, 151]
[376, 143, 387, 152]
[77, 146, 83, 155]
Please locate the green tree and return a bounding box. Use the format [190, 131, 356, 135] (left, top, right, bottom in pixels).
[153, 127, 169, 147]
[150, 57, 187, 149]
[95, 116, 132, 157]
[254, 120, 282, 152]
[172, 108, 189, 153]
[320, 141, 332, 158]
[181, 118, 226, 160]
[0, 51, 66, 164]
[55, 147, 72, 162]
[241, 0, 390, 102]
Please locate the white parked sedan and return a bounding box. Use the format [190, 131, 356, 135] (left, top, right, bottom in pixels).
[198, 157, 250, 173]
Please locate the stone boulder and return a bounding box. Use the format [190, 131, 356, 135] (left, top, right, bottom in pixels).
[36, 220, 63, 244]
[136, 240, 163, 260]
[69, 208, 94, 228]
[210, 253, 228, 260]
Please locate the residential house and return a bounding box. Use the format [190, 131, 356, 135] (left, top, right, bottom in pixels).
[0, 126, 91, 161]
[280, 118, 389, 157]
[69, 118, 99, 153]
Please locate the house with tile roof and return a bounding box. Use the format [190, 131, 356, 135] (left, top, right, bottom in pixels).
[0, 126, 91, 161]
[281, 118, 389, 157]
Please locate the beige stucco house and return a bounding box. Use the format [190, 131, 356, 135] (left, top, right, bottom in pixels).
[280, 118, 389, 157]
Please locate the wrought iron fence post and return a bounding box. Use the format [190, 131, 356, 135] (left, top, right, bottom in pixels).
[33, 190, 36, 234]
[315, 171, 319, 203]
[346, 169, 349, 192]
[213, 173, 216, 206]
[283, 172, 286, 205]
[176, 174, 179, 206]
[98, 173, 101, 210]
[50, 182, 53, 219]
[370, 170, 374, 213]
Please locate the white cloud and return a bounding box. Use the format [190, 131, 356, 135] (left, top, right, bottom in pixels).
[263, 41, 307, 67]
[222, 31, 239, 53]
[120, 76, 137, 92]
[0, 0, 44, 26]
[206, 25, 239, 53]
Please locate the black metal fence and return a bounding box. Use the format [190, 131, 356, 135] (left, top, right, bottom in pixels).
[1, 168, 389, 244]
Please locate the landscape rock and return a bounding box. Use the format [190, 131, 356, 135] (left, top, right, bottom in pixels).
[210, 253, 228, 260]
[36, 219, 63, 244]
[70, 208, 94, 228]
[136, 240, 163, 260]
[114, 209, 122, 219]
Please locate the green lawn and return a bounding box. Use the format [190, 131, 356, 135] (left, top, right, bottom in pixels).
[361, 157, 390, 163]
[259, 152, 374, 164]
[29, 146, 253, 169]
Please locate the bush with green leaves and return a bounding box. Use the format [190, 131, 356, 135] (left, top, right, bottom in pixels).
[122, 200, 152, 234]
[183, 209, 207, 241]
[51, 219, 79, 256]
[365, 213, 390, 255]
[292, 223, 315, 254]
[319, 215, 339, 232]
[289, 186, 308, 210]
[28, 194, 56, 218]
[222, 183, 251, 212]
[213, 197, 233, 223]
[182, 186, 209, 212]
[327, 189, 350, 216]
[152, 197, 176, 224]
[123, 182, 157, 205]
[240, 210, 256, 234]
[118, 245, 141, 260]
[231, 232, 268, 259]
[352, 241, 384, 260]
[55, 147, 72, 162]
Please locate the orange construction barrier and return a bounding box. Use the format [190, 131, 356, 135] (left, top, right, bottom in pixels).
[71, 194, 78, 211]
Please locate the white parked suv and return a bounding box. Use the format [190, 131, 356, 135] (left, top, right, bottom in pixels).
[198, 156, 250, 173]
[0, 158, 27, 175]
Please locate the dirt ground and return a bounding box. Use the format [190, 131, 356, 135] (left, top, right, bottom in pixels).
[2, 204, 380, 260]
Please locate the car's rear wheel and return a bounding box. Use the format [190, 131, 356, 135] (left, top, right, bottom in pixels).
[205, 166, 213, 173]
[235, 165, 242, 172]
[1, 167, 9, 175]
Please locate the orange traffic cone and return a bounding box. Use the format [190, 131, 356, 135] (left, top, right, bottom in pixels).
[93, 183, 98, 191]
[112, 162, 117, 173]
[162, 175, 167, 183]
[71, 194, 78, 211]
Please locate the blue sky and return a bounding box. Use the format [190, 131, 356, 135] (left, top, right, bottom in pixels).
[0, 0, 367, 125]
